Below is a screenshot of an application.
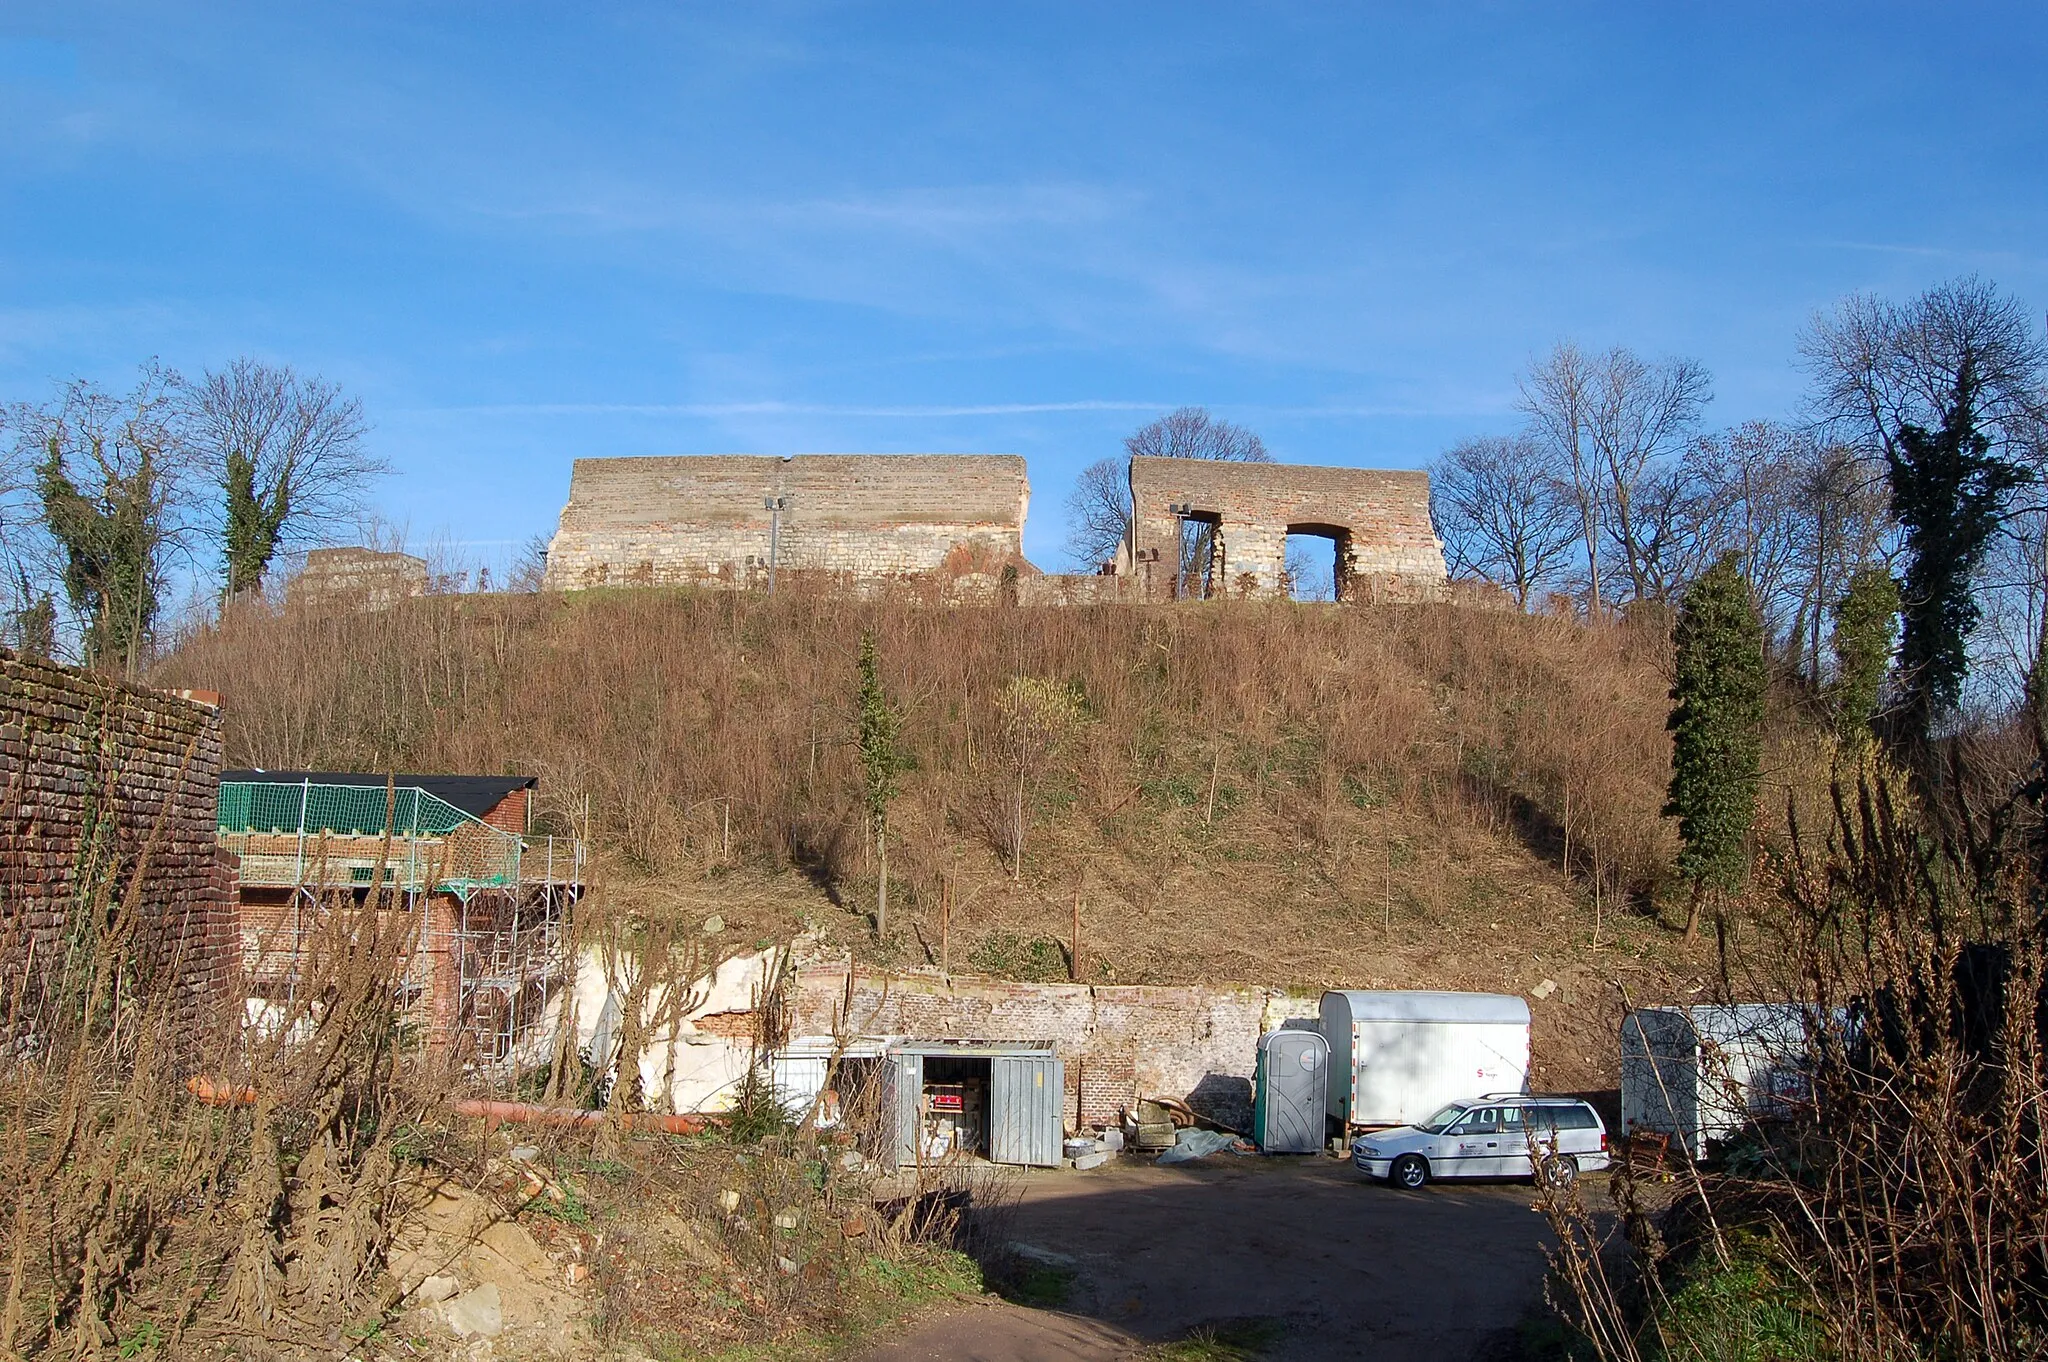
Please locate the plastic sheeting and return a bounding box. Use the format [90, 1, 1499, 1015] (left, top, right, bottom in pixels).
[1155, 1128, 1241, 1164]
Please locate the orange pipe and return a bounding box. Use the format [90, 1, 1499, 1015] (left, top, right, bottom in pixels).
[186, 1076, 258, 1106]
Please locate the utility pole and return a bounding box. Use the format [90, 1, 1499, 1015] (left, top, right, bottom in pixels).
[764, 494, 790, 593]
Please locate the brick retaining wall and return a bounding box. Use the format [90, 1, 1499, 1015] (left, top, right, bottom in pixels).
[0, 651, 234, 1044]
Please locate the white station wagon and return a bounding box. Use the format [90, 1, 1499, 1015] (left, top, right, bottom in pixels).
[1351, 1094, 1611, 1189]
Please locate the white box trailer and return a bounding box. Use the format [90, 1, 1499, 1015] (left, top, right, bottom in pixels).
[1321, 990, 1531, 1130]
[1620, 1005, 1815, 1161]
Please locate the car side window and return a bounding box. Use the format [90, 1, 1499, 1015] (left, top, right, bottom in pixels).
[1500, 1106, 1525, 1130]
[1458, 1107, 1500, 1134]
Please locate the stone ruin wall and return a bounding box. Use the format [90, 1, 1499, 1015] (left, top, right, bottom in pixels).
[541, 450, 1445, 606]
[792, 966, 1320, 1132]
[287, 546, 429, 612]
[544, 454, 1030, 595]
[0, 651, 235, 1044]
[1126, 455, 1446, 601]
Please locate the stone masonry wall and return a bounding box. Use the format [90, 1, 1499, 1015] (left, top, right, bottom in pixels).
[544, 454, 1030, 592]
[287, 546, 429, 612]
[792, 966, 1319, 1132]
[0, 651, 234, 1044]
[1127, 456, 1446, 602]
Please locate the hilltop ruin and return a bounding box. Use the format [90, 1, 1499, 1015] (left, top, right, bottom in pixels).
[542, 451, 1447, 602]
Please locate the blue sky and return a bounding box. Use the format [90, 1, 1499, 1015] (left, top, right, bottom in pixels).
[3, 3, 2045, 571]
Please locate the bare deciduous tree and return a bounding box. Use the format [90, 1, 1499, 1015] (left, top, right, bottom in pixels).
[1518, 342, 1607, 615]
[1063, 456, 1130, 570]
[1429, 434, 1579, 608]
[1803, 276, 2048, 468]
[181, 359, 382, 598]
[1584, 350, 1711, 601]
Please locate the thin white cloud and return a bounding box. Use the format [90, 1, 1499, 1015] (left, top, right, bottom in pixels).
[402, 398, 1501, 421]
[407, 399, 1165, 418]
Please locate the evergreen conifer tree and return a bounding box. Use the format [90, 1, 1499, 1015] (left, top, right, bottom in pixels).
[1665, 552, 1766, 938]
[854, 630, 904, 939]
[1831, 568, 1900, 747]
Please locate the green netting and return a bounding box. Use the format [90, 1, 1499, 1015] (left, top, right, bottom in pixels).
[217, 781, 477, 837]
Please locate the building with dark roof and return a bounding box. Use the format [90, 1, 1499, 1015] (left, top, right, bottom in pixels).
[216, 769, 579, 1065]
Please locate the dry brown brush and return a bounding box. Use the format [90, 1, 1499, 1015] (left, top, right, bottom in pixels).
[154, 591, 1725, 972]
[1541, 740, 2048, 1360]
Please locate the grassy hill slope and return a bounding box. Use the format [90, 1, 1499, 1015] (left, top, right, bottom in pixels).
[158, 587, 1830, 1089]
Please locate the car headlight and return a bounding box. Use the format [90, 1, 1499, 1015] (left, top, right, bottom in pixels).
[1358, 1146, 1380, 1158]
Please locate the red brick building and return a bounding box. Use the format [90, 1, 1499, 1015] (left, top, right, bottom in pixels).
[217, 769, 579, 1063]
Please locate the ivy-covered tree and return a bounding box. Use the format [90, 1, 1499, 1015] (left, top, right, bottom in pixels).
[1665, 552, 1766, 938]
[1831, 567, 1900, 747]
[1884, 361, 2030, 757]
[854, 630, 905, 940]
[182, 359, 379, 599]
[24, 376, 186, 675]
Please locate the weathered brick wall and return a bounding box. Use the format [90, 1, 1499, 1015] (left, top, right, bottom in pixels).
[544, 454, 1030, 592]
[792, 966, 1319, 1131]
[0, 652, 234, 1042]
[1127, 456, 1446, 601]
[478, 788, 530, 834]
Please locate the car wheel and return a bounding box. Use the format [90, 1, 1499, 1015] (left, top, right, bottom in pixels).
[1537, 1155, 1578, 1190]
[1389, 1154, 1429, 1189]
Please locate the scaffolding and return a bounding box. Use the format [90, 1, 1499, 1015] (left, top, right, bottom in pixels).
[217, 779, 583, 1069]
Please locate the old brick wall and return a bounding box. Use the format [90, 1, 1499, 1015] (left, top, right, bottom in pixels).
[544, 454, 1030, 592]
[0, 651, 234, 1042]
[1126, 456, 1446, 601]
[791, 966, 1318, 1131]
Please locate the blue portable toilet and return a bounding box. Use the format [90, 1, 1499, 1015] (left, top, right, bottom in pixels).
[1254, 1028, 1329, 1153]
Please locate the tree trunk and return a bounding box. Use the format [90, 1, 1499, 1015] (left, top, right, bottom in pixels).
[876, 829, 888, 940]
[1683, 882, 1704, 941]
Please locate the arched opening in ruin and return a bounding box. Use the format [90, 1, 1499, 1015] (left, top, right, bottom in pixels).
[1177, 510, 1224, 599]
[1284, 523, 1351, 602]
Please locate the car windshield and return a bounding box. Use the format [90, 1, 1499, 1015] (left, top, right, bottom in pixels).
[1417, 1104, 1468, 1134]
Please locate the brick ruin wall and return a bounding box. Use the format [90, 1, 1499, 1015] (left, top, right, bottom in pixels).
[1126, 455, 1446, 601]
[0, 651, 235, 1043]
[792, 967, 1319, 1131]
[544, 455, 1030, 595]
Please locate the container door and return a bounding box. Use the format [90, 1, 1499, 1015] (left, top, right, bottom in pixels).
[1259, 1031, 1327, 1154]
[990, 1054, 1063, 1166]
[884, 1051, 922, 1170]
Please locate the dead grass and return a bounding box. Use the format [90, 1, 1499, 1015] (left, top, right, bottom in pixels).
[156, 588, 1835, 1090]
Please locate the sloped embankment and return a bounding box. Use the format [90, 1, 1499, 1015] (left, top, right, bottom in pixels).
[158, 589, 1825, 1089]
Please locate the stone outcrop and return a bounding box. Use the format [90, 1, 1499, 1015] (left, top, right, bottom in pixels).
[543, 454, 1030, 594]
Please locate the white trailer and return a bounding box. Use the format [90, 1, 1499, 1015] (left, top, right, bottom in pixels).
[1321, 990, 1531, 1130]
[1620, 1005, 1814, 1161]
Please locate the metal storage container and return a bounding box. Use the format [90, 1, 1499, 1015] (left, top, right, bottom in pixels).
[882, 1041, 1065, 1169]
[1321, 990, 1531, 1129]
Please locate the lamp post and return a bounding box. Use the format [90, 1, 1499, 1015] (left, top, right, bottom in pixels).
[1168, 501, 1194, 599]
[764, 495, 790, 593]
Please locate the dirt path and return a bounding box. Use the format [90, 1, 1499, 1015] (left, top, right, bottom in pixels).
[861, 1155, 1555, 1361]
